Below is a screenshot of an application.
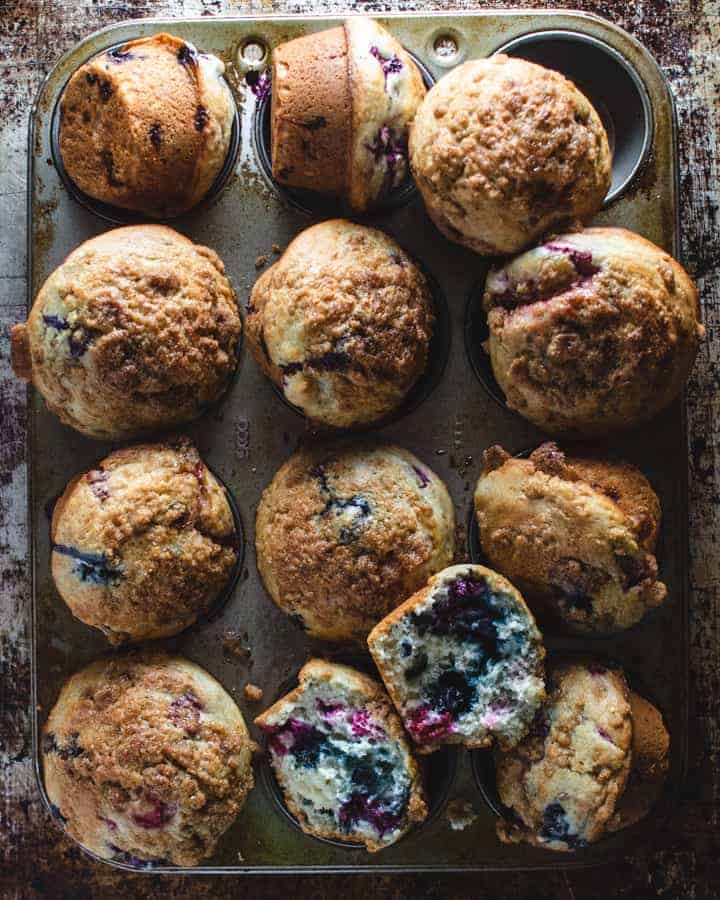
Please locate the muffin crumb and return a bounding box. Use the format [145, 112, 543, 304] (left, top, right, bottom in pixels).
[244, 683, 264, 702]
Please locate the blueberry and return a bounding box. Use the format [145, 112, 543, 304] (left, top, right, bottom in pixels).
[131, 795, 175, 830]
[540, 802, 588, 849]
[52, 544, 122, 587]
[544, 243, 600, 278]
[43, 731, 84, 760]
[403, 649, 428, 681]
[195, 105, 209, 132]
[266, 718, 328, 768]
[246, 69, 271, 101]
[42, 314, 69, 331]
[177, 43, 198, 67]
[168, 691, 204, 736]
[427, 669, 474, 717]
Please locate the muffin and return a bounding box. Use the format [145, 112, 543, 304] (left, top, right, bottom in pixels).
[247, 220, 434, 428]
[255, 442, 455, 642]
[58, 33, 235, 217]
[608, 692, 670, 833]
[495, 659, 633, 851]
[368, 564, 546, 754]
[255, 660, 427, 851]
[42, 652, 255, 867]
[474, 443, 666, 634]
[10, 226, 241, 439]
[409, 56, 611, 255]
[271, 17, 426, 212]
[51, 438, 238, 644]
[482, 228, 704, 436]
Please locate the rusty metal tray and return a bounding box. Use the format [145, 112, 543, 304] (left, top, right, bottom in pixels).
[28, 10, 688, 874]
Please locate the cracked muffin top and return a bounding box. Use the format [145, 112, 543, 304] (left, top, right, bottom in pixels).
[255, 659, 427, 851]
[495, 659, 633, 851]
[409, 56, 611, 255]
[482, 227, 704, 436]
[271, 17, 425, 212]
[59, 33, 235, 217]
[247, 220, 434, 428]
[255, 442, 455, 642]
[474, 443, 666, 635]
[10, 225, 241, 440]
[42, 651, 255, 867]
[51, 438, 238, 644]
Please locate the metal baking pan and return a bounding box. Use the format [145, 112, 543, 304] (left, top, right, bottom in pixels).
[27, 10, 688, 873]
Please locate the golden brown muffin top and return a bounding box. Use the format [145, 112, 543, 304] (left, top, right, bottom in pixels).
[59, 33, 234, 217]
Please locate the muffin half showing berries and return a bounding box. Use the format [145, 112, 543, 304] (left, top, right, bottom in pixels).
[481, 227, 704, 436]
[42, 652, 256, 867]
[255, 441, 455, 642]
[474, 443, 667, 635]
[255, 660, 427, 851]
[409, 55, 611, 255]
[51, 438, 239, 644]
[247, 220, 434, 428]
[270, 17, 426, 211]
[10, 225, 241, 439]
[368, 564, 546, 754]
[58, 33, 236, 217]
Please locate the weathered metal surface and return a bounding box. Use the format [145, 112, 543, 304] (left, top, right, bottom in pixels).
[1, 0, 719, 897]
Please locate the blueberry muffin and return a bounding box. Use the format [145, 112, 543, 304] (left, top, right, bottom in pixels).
[482, 228, 704, 436]
[10, 226, 241, 439]
[368, 564, 546, 754]
[51, 438, 238, 644]
[255, 442, 455, 642]
[474, 443, 666, 634]
[255, 660, 427, 851]
[409, 56, 610, 255]
[42, 652, 255, 867]
[271, 17, 426, 212]
[495, 659, 633, 851]
[59, 33, 235, 217]
[608, 692, 670, 833]
[247, 220, 434, 428]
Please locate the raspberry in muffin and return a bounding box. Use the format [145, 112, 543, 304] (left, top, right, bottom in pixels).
[255, 442, 455, 642]
[42, 651, 255, 867]
[51, 438, 239, 644]
[58, 33, 235, 217]
[409, 56, 610, 255]
[255, 660, 427, 851]
[368, 564, 546, 754]
[494, 659, 633, 851]
[482, 227, 704, 436]
[247, 220, 434, 428]
[10, 225, 241, 439]
[271, 17, 426, 212]
[474, 443, 666, 634]
[607, 692, 670, 833]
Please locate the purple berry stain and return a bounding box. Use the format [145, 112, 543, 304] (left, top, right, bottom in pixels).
[263, 718, 328, 768]
[169, 691, 204, 736]
[246, 68, 271, 101]
[369, 45, 403, 88]
[406, 705, 454, 743]
[544, 243, 600, 278]
[412, 465, 430, 488]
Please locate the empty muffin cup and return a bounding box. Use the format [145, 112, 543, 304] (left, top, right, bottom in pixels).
[261, 261, 450, 431]
[251, 50, 435, 218]
[494, 30, 653, 203]
[50, 39, 240, 225]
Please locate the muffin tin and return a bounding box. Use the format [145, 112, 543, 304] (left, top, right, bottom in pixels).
[28, 11, 687, 873]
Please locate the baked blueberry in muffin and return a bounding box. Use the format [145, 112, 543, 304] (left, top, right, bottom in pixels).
[247, 220, 434, 428]
[59, 33, 235, 217]
[494, 659, 632, 851]
[271, 17, 426, 212]
[255, 660, 427, 851]
[42, 652, 255, 867]
[51, 438, 238, 644]
[409, 56, 611, 255]
[474, 443, 666, 634]
[608, 691, 670, 833]
[368, 564, 546, 754]
[10, 226, 241, 439]
[482, 227, 704, 436]
[255, 442, 455, 642]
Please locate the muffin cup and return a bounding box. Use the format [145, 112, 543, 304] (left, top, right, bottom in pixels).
[50, 40, 241, 225]
[258, 663, 458, 850]
[463, 276, 506, 412]
[259, 259, 450, 433]
[493, 30, 653, 204]
[250, 49, 435, 218]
